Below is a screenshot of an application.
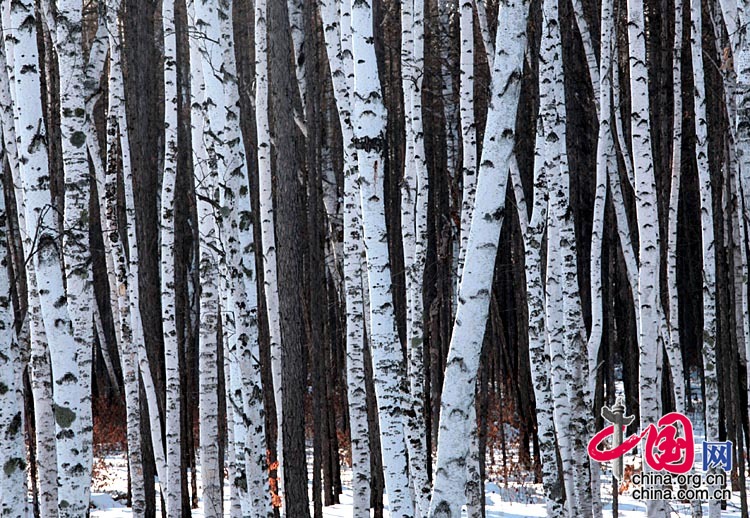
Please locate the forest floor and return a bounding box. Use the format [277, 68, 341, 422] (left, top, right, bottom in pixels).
[85, 384, 747, 517]
[85, 447, 748, 517]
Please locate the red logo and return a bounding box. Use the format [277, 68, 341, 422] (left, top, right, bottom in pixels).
[588, 412, 694, 474]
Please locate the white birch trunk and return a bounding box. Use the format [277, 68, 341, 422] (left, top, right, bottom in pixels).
[666, 0, 687, 415]
[189, 2, 222, 514]
[569, 0, 600, 115]
[162, 0, 182, 512]
[401, 0, 430, 513]
[319, 2, 371, 515]
[351, 0, 414, 514]
[26, 279, 58, 518]
[519, 79, 565, 518]
[218, 0, 274, 513]
[9, 0, 88, 513]
[475, 0, 494, 65]
[689, 3, 720, 516]
[587, 4, 615, 515]
[54, 1, 97, 504]
[0, 19, 57, 515]
[541, 4, 591, 511]
[587, 0, 614, 399]
[254, 0, 286, 507]
[458, 0, 476, 281]
[546, 217, 575, 518]
[626, 1, 666, 515]
[113, 0, 169, 487]
[0, 162, 26, 517]
[611, 60, 636, 191]
[102, 4, 149, 512]
[428, 0, 530, 514]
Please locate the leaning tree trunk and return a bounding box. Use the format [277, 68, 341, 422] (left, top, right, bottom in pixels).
[428, 0, 530, 514]
[0, 157, 27, 517]
[458, 3, 483, 516]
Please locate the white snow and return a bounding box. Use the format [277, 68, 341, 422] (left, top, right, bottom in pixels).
[84, 452, 747, 517]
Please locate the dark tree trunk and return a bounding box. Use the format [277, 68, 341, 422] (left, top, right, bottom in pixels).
[268, 0, 310, 515]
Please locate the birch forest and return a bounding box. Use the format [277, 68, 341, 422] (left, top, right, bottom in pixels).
[1, 0, 750, 516]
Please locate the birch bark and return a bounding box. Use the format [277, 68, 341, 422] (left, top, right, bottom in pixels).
[351, 0, 414, 514]
[519, 51, 566, 514]
[689, 2, 720, 516]
[9, 0, 87, 513]
[428, 0, 530, 514]
[587, 0, 614, 399]
[0, 158, 26, 517]
[0, 18, 57, 515]
[458, 0, 476, 281]
[667, 0, 687, 415]
[254, 0, 286, 505]
[626, 1, 666, 514]
[400, 0, 430, 512]
[189, 1, 223, 513]
[54, 0, 98, 503]
[540, 1, 592, 508]
[162, 0, 182, 512]
[102, 1, 159, 509]
[319, 2, 371, 515]
[586, 3, 616, 514]
[218, 0, 274, 513]
[104, 7, 169, 500]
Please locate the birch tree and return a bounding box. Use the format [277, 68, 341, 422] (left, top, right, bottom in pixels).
[9, 0, 88, 513]
[458, 0, 476, 281]
[54, 0, 98, 501]
[587, 0, 614, 401]
[400, 0, 430, 512]
[0, 153, 26, 517]
[689, 2, 720, 516]
[189, 1, 222, 512]
[0, 15, 57, 515]
[429, 0, 530, 514]
[666, 0, 687, 416]
[162, 0, 182, 511]
[319, 1, 371, 515]
[351, 0, 414, 514]
[625, 3, 663, 510]
[254, 0, 286, 506]
[218, 0, 274, 513]
[107, 2, 168, 496]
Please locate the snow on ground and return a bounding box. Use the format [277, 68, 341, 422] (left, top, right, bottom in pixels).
[86, 451, 748, 517]
[89, 378, 747, 517]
